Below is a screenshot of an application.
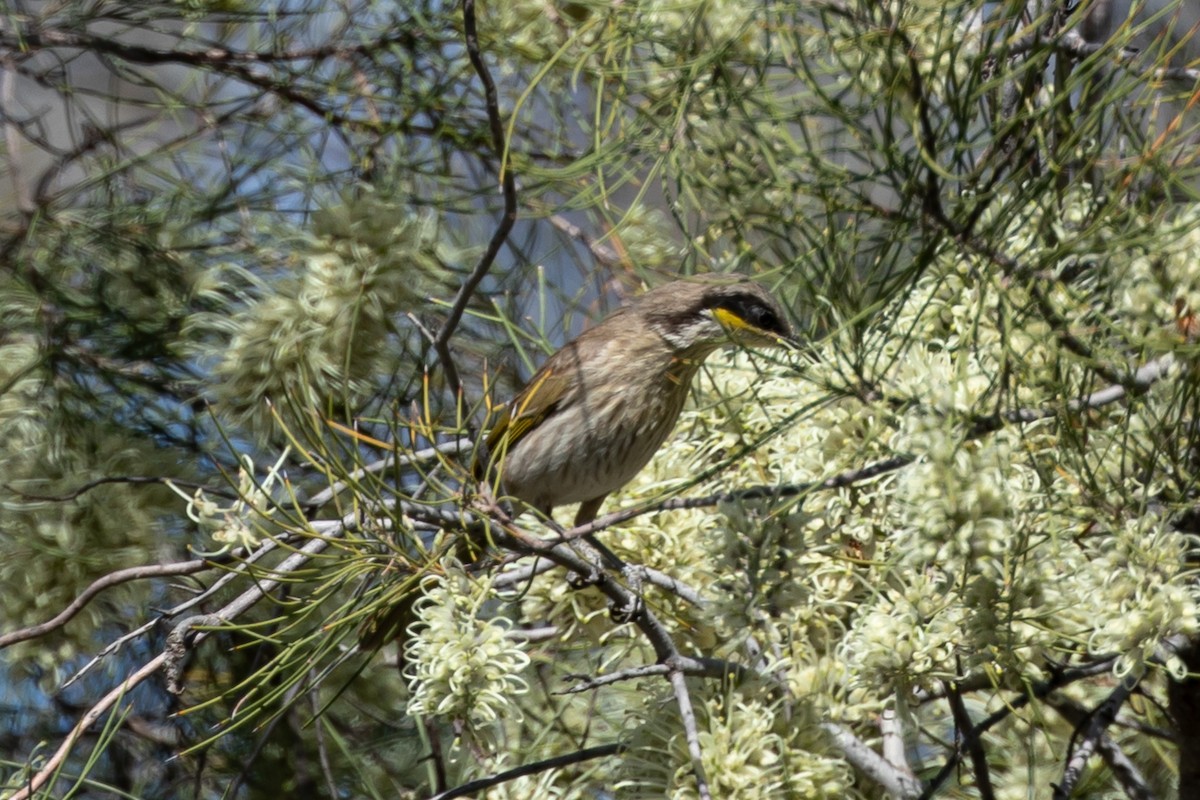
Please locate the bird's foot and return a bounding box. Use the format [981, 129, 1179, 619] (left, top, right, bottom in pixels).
[566, 565, 604, 589]
[565, 537, 611, 589]
[608, 594, 643, 624]
[608, 564, 646, 623]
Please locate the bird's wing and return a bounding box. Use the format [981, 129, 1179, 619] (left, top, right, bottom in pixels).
[484, 365, 573, 457]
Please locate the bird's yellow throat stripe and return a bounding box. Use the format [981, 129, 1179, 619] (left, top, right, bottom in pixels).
[712, 306, 758, 334]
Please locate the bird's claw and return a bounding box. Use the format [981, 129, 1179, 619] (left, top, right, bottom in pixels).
[609, 564, 646, 622]
[566, 565, 604, 589]
[608, 594, 643, 623]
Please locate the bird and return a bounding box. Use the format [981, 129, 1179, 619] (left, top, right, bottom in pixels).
[360, 276, 792, 649]
[476, 275, 793, 529]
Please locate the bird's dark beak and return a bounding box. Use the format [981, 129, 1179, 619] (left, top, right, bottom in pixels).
[778, 332, 802, 350]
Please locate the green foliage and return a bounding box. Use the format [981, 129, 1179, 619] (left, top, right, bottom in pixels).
[193, 189, 463, 434]
[4, 0, 1200, 798]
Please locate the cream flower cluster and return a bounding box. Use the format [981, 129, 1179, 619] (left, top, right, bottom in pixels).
[404, 568, 531, 732]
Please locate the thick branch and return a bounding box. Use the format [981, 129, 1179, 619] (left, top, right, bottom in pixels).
[669, 668, 712, 800]
[821, 722, 924, 799]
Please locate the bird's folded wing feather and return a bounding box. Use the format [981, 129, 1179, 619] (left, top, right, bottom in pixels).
[485, 366, 573, 455]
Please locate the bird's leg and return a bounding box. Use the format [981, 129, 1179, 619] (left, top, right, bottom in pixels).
[561, 497, 616, 588]
[572, 498, 644, 623]
[571, 496, 624, 570]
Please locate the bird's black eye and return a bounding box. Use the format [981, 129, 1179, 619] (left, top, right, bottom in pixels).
[745, 303, 780, 333]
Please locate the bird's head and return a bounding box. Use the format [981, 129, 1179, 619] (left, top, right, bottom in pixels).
[635, 275, 793, 354]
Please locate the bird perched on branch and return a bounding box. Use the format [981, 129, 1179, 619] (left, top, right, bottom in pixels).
[476, 275, 793, 528]
[360, 276, 792, 649]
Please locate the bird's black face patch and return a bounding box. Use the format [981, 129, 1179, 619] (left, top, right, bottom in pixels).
[706, 291, 789, 338]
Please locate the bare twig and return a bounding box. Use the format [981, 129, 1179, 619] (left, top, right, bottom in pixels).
[301, 438, 473, 511]
[0, 26, 409, 133]
[545, 213, 623, 268]
[9, 513, 358, 800]
[561, 664, 673, 693]
[504, 625, 560, 643]
[0, 557, 219, 649]
[8, 651, 171, 800]
[669, 669, 712, 800]
[0, 26, 418, 67]
[561, 454, 914, 543]
[432, 0, 518, 399]
[1054, 679, 1138, 800]
[947, 683, 996, 800]
[5, 475, 237, 504]
[560, 656, 748, 695]
[1045, 694, 1158, 800]
[492, 553, 708, 610]
[1054, 28, 1200, 83]
[427, 743, 623, 800]
[821, 723, 924, 800]
[62, 537, 285, 689]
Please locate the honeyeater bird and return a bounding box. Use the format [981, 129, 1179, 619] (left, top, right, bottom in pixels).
[477, 275, 792, 528]
[360, 276, 791, 649]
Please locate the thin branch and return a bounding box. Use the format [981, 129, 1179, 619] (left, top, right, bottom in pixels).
[821, 723, 924, 800]
[919, 657, 1118, 799]
[0, 556, 222, 649]
[504, 625, 560, 643]
[947, 683, 996, 800]
[501, 559, 704, 607]
[301, 438, 473, 511]
[1045, 694, 1159, 800]
[427, 743, 623, 800]
[8, 651, 170, 800]
[6, 475, 237, 504]
[669, 669, 712, 800]
[10, 513, 358, 800]
[1054, 679, 1137, 800]
[561, 454, 914, 543]
[0, 26, 420, 67]
[1054, 28, 1200, 83]
[61, 537, 285, 689]
[561, 664, 673, 693]
[560, 656, 748, 695]
[0, 26, 413, 133]
[432, 0, 518, 399]
[545, 213, 623, 268]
